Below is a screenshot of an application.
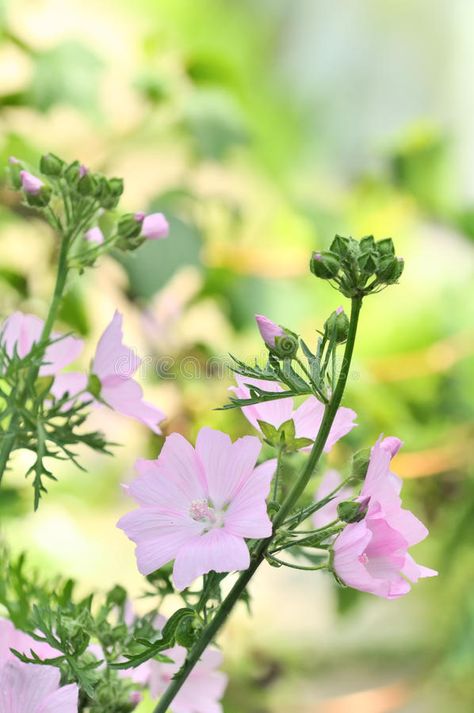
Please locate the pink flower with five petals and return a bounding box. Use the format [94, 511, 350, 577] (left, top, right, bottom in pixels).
[118, 427, 275, 590]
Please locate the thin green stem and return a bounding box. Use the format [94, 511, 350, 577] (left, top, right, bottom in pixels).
[295, 356, 327, 403]
[266, 554, 328, 571]
[152, 296, 362, 713]
[0, 230, 70, 486]
[272, 445, 284, 501]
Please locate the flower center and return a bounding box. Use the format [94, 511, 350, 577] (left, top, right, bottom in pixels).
[189, 499, 224, 530]
[358, 552, 369, 565]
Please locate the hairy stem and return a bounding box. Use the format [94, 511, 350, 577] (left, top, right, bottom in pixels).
[152, 296, 362, 713]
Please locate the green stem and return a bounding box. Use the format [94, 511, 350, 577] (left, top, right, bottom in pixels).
[266, 554, 328, 571]
[0, 233, 70, 485]
[152, 296, 362, 713]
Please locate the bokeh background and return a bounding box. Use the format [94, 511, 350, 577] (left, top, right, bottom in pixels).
[0, 1, 473, 711]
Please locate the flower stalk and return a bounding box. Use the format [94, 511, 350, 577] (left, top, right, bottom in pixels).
[152, 297, 363, 713]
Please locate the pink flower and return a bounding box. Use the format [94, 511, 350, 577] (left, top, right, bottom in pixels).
[0, 619, 77, 713]
[141, 213, 169, 240]
[231, 375, 357, 453]
[19, 170, 44, 195]
[255, 314, 284, 348]
[313, 470, 352, 529]
[0, 618, 60, 664]
[1, 312, 83, 376]
[118, 427, 275, 590]
[92, 311, 165, 433]
[85, 226, 104, 244]
[332, 438, 437, 599]
[149, 644, 227, 713]
[0, 661, 78, 713]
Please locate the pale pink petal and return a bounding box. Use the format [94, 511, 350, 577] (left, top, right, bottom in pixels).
[101, 378, 165, 434]
[224, 459, 275, 538]
[402, 554, 438, 582]
[1, 312, 43, 359]
[41, 333, 83, 375]
[85, 227, 104, 244]
[381, 436, 403, 457]
[50, 372, 88, 404]
[127, 459, 200, 512]
[37, 683, 79, 713]
[141, 213, 169, 240]
[154, 433, 207, 502]
[294, 397, 356, 452]
[195, 427, 261, 508]
[93, 311, 141, 382]
[173, 530, 250, 591]
[132, 514, 201, 576]
[255, 314, 284, 348]
[0, 661, 77, 713]
[20, 170, 44, 194]
[231, 375, 293, 431]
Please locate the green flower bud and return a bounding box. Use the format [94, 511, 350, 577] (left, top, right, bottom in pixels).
[108, 177, 124, 197]
[324, 307, 349, 343]
[337, 497, 369, 523]
[329, 234, 350, 257]
[117, 213, 143, 241]
[376, 255, 404, 284]
[376, 237, 395, 256]
[359, 235, 375, 253]
[25, 185, 52, 208]
[273, 332, 299, 359]
[7, 158, 23, 189]
[39, 153, 64, 176]
[77, 172, 98, 196]
[351, 447, 371, 480]
[310, 251, 340, 279]
[357, 251, 378, 273]
[175, 616, 201, 648]
[64, 160, 82, 185]
[95, 177, 121, 209]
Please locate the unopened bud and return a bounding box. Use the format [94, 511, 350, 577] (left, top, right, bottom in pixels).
[329, 234, 350, 258]
[117, 213, 143, 241]
[39, 153, 64, 176]
[376, 237, 395, 256]
[64, 160, 82, 185]
[20, 170, 44, 195]
[377, 255, 404, 284]
[324, 307, 349, 343]
[108, 177, 124, 197]
[337, 497, 369, 523]
[310, 251, 340, 279]
[77, 172, 98, 196]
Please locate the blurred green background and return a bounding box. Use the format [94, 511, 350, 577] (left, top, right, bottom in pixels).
[0, 1, 473, 711]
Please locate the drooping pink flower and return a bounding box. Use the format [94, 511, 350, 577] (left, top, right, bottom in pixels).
[255, 314, 284, 349]
[141, 213, 169, 240]
[92, 311, 165, 434]
[0, 661, 78, 713]
[1, 312, 83, 376]
[85, 226, 105, 244]
[332, 438, 437, 599]
[313, 470, 352, 529]
[149, 644, 227, 713]
[231, 375, 357, 453]
[118, 427, 275, 590]
[19, 170, 44, 195]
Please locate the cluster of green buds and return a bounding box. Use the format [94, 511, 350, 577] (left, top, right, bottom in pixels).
[8, 153, 124, 211]
[6, 152, 169, 265]
[310, 234, 404, 297]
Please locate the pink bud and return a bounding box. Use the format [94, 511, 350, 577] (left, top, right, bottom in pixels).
[85, 227, 104, 245]
[336, 305, 344, 315]
[129, 691, 142, 705]
[79, 164, 88, 177]
[381, 436, 403, 458]
[255, 314, 284, 348]
[8, 156, 20, 165]
[134, 211, 145, 222]
[141, 212, 169, 240]
[20, 170, 44, 195]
